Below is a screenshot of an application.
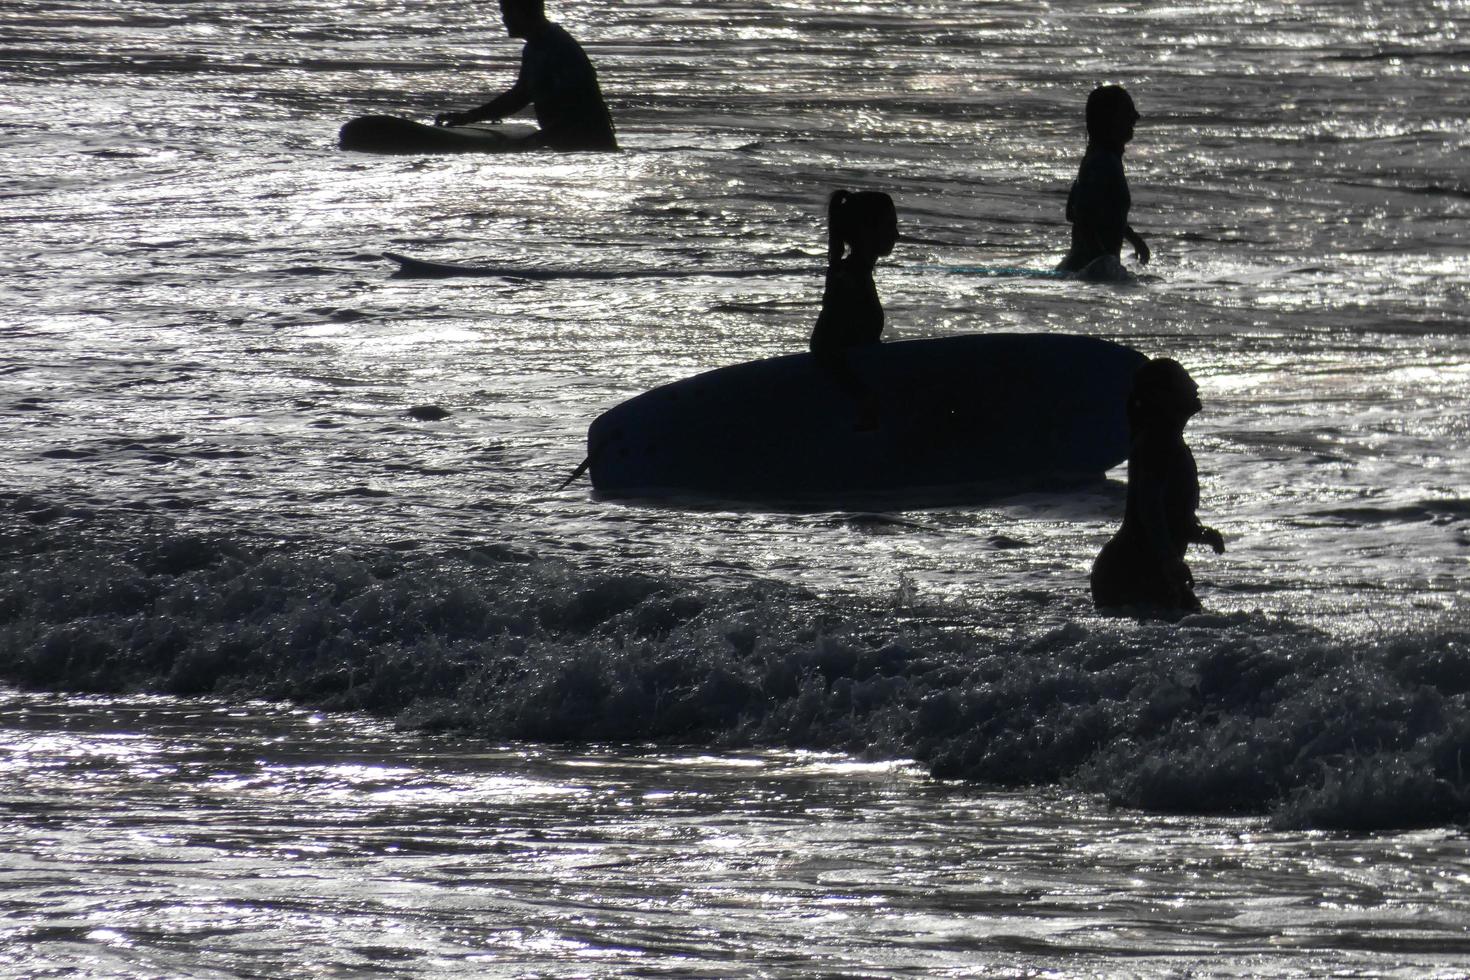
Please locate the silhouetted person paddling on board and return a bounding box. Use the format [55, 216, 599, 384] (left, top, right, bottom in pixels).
[809, 190, 898, 430]
[434, 0, 617, 151]
[1058, 85, 1149, 280]
[1091, 357, 1225, 613]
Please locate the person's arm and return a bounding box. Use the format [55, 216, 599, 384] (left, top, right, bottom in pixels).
[809, 264, 846, 349]
[1066, 178, 1110, 255]
[1135, 469, 1177, 564]
[1069, 170, 1129, 261]
[1192, 523, 1225, 554]
[435, 79, 531, 126]
[1094, 186, 1130, 259]
[437, 41, 534, 127]
[1133, 450, 1195, 602]
[1124, 225, 1150, 265]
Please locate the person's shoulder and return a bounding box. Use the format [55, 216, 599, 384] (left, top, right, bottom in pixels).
[542, 22, 584, 48]
[1129, 428, 1182, 465]
[1082, 146, 1125, 174]
[534, 22, 594, 60]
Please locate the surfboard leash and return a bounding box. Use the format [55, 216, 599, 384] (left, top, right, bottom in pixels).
[558, 456, 594, 490]
[556, 430, 622, 491]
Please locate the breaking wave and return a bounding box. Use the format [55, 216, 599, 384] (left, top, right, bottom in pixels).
[3, 491, 1466, 832]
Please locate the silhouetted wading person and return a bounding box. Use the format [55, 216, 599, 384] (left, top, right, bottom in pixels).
[809, 190, 898, 430]
[435, 0, 617, 151]
[1058, 85, 1149, 278]
[1091, 357, 1225, 612]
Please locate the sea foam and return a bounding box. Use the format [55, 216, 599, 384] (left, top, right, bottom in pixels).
[3, 493, 1466, 831]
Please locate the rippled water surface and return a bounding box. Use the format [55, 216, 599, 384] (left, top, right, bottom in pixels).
[4, 688, 1470, 978]
[2, 0, 1469, 974]
[5, 0, 1466, 624]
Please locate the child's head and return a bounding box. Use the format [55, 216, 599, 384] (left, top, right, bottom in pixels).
[827, 190, 898, 261]
[1127, 357, 1201, 429]
[1085, 85, 1139, 147]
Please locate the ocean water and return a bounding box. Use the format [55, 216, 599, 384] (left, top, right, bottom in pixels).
[2, 0, 1469, 974]
[5, 687, 1470, 979]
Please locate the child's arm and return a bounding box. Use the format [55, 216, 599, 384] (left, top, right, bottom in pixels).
[1136, 446, 1213, 603]
[1193, 524, 1225, 554]
[436, 78, 530, 126]
[1134, 460, 1196, 595]
[1124, 225, 1150, 265]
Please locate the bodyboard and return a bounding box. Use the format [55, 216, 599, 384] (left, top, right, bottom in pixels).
[338, 115, 536, 154]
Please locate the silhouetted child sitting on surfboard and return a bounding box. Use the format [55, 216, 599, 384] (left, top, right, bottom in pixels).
[434, 0, 617, 151]
[1091, 358, 1225, 613]
[809, 190, 898, 430]
[1058, 85, 1150, 281]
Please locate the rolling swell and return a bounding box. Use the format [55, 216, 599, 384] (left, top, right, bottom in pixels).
[3, 492, 1468, 832]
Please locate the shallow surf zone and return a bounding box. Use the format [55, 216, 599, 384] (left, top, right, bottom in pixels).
[5, 494, 1467, 833]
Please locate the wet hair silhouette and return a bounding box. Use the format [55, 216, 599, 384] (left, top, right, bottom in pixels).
[1091, 357, 1225, 612]
[809, 190, 897, 353]
[434, 0, 617, 151]
[1058, 84, 1149, 278]
[808, 190, 897, 431]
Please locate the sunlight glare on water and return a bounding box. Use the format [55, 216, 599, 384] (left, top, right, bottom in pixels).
[1, 0, 1469, 974]
[4, 689, 1470, 978]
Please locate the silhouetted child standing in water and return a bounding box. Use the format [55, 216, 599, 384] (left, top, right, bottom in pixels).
[809, 190, 898, 428]
[1058, 85, 1150, 279]
[1091, 358, 1224, 612]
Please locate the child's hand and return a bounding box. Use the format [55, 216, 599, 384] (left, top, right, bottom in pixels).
[1132, 237, 1151, 265]
[1162, 558, 1196, 609]
[1166, 557, 1194, 590]
[1199, 526, 1225, 554]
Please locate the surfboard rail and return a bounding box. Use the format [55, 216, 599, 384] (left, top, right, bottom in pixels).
[382, 252, 822, 281]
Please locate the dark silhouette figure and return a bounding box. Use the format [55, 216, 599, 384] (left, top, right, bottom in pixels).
[809, 190, 898, 430]
[1058, 85, 1149, 279]
[434, 0, 617, 151]
[1091, 358, 1225, 612]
